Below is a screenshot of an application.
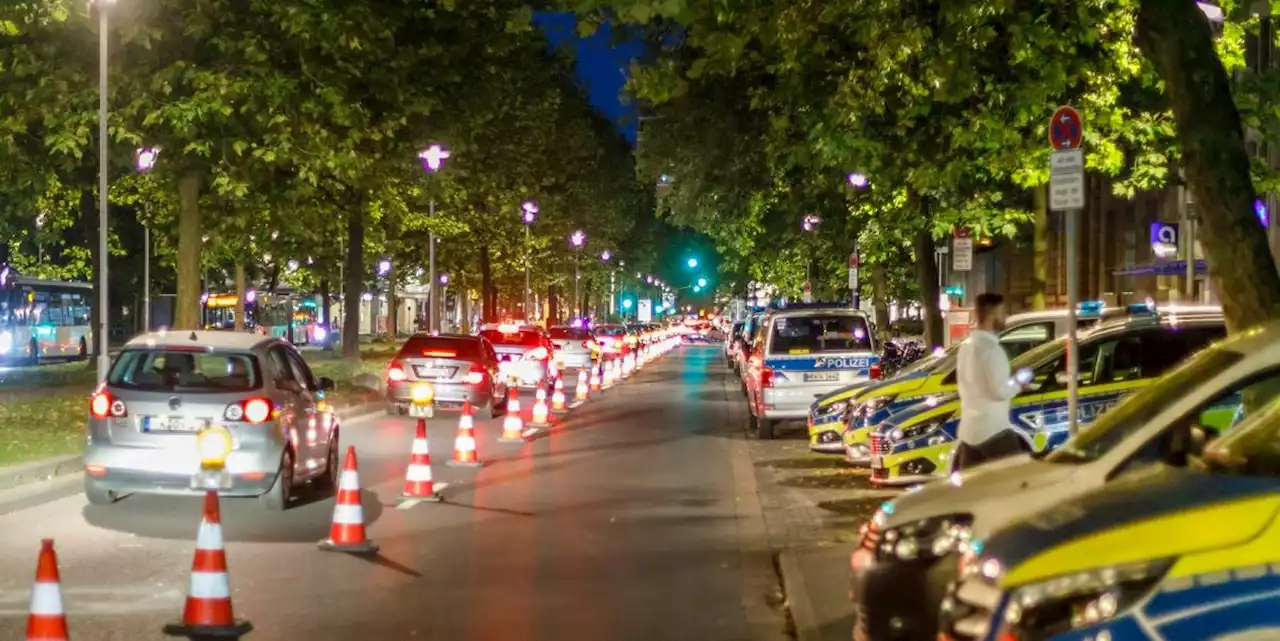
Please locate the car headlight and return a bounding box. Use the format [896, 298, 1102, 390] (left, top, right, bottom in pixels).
[879, 513, 973, 561]
[889, 417, 950, 443]
[997, 558, 1173, 637]
[817, 401, 848, 418]
[864, 395, 898, 413]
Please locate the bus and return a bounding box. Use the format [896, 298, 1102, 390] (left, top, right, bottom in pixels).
[0, 266, 93, 364]
[201, 290, 323, 345]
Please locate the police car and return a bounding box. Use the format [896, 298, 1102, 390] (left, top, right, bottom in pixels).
[939, 391, 1280, 641]
[819, 304, 1129, 460]
[867, 308, 1225, 487]
[849, 313, 1280, 641]
[744, 304, 879, 439]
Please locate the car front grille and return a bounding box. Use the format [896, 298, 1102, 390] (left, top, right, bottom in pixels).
[869, 433, 884, 456]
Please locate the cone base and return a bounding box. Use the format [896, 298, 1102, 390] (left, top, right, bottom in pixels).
[399, 493, 442, 502]
[317, 539, 380, 555]
[163, 619, 253, 640]
[446, 459, 484, 468]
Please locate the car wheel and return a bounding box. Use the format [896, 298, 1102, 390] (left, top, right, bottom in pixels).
[84, 479, 118, 505]
[313, 434, 340, 495]
[757, 418, 776, 440]
[76, 338, 88, 362]
[487, 390, 502, 418]
[260, 449, 294, 511]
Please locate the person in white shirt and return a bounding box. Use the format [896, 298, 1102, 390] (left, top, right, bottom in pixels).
[954, 293, 1033, 471]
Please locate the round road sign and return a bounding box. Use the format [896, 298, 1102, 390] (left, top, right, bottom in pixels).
[1049, 106, 1083, 150]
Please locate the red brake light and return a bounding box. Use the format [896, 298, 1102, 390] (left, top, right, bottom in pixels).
[91, 391, 129, 419]
[869, 364, 882, 380]
[422, 349, 457, 357]
[760, 367, 775, 388]
[527, 346, 549, 360]
[464, 365, 486, 385]
[243, 398, 272, 424]
[388, 362, 407, 382]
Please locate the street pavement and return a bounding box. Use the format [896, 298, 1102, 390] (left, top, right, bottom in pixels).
[0, 345, 790, 641]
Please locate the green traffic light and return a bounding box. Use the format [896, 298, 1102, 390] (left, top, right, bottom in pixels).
[697, 277, 708, 287]
[623, 299, 634, 309]
[687, 258, 698, 268]
[694, 286, 701, 293]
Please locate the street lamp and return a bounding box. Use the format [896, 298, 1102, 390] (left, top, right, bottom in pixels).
[600, 250, 617, 316]
[802, 214, 822, 232]
[418, 143, 451, 332]
[94, 0, 117, 381]
[687, 258, 698, 269]
[697, 278, 708, 288]
[135, 146, 160, 333]
[378, 259, 392, 276]
[847, 172, 869, 189]
[521, 201, 538, 321]
[570, 230, 586, 319]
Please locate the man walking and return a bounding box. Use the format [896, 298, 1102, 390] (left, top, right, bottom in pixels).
[954, 293, 1032, 472]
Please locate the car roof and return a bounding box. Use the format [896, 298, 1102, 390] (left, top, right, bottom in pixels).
[124, 330, 274, 351]
[407, 333, 480, 342]
[1084, 308, 1224, 339]
[766, 307, 869, 319]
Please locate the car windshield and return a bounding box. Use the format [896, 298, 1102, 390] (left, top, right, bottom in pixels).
[595, 326, 627, 337]
[479, 329, 541, 346]
[108, 349, 261, 392]
[769, 314, 872, 355]
[899, 345, 956, 376]
[1047, 348, 1245, 464]
[548, 327, 594, 340]
[1009, 335, 1068, 370]
[1200, 392, 1280, 476]
[400, 336, 481, 359]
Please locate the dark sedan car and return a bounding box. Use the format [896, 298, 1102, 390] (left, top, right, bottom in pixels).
[386, 334, 507, 417]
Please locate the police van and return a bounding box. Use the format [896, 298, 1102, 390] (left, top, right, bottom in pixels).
[744, 304, 879, 439]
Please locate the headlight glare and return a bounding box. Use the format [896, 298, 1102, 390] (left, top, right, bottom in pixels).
[1001, 558, 1173, 636]
[878, 514, 973, 561]
[818, 401, 848, 417]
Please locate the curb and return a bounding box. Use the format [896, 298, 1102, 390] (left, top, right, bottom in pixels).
[0, 454, 84, 491]
[778, 549, 821, 641]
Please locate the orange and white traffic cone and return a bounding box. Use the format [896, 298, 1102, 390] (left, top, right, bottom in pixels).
[551, 375, 567, 412]
[612, 358, 623, 382]
[163, 491, 253, 639]
[531, 384, 549, 426]
[589, 364, 602, 392]
[318, 447, 379, 554]
[448, 402, 483, 467]
[500, 387, 525, 442]
[575, 369, 589, 403]
[401, 418, 439, 501]
[27, 539, 68, 641]
[601, 359, 613, 388]
[623, 354, 634, 378]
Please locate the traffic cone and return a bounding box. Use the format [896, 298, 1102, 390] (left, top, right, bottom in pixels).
[531, 384, 549, 425]
[163, 491, 253, 639]
[500, 387, 525, 442]
[623, 354, 634, 378]
[401, 418, 440, 501]
[551, 375, 567, 411]
[318, 447, 379, 554]
[575, 370, 589, 402]
[27, 539, 68, 641]
[448, 402, 483, 467]
[601, 359, 613, 388]
[613, 358, 623, 382]
[589, 363, 601, 392]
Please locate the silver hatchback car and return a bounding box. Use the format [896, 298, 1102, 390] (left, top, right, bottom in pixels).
[83, 331, 340, 511]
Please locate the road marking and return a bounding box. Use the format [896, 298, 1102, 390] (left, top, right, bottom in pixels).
[0, 585, 185, 615]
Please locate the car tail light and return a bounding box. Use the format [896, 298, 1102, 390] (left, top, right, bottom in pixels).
[422, 349, 456, 357]
[760, 367, 775, 388]
[90, 391, 127, 419]
[225, 398, 273, 424]
[388, 362, 407, 382]
[526, 346, 549, 361]
[869, 363, 882, 380]
[464, 365, 486, 385]
[583, 340, 597, 350]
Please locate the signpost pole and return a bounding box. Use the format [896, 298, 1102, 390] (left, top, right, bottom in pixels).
[1047, 105, 1085, 437]
[1066, 209, 1079, 437]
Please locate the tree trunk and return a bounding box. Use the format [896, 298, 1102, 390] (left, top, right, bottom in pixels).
[547, 284, 558, 322]
[913, 227, 944, 348]
[871, 263, 891, 341]
[343, 204, 365, 360]
[386, 261, 398, 339]
[267, 264, 280, 293]
[480, 244, 496, 323]
[234, 263, 246, 331]
[1136, 0, 1280, 332]
[81, 191, 102, 365]
[174, 171, 203, 330]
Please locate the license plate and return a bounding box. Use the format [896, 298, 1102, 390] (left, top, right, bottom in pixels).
[804, 372, 840, 382]
[409, 404, 435, 418]
[414, 366, 454, 379]
[144, 417, 207, 433]
[870, 456, 884, 469]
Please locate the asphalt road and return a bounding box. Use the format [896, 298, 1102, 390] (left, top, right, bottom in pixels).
[0, 345, 786, 641]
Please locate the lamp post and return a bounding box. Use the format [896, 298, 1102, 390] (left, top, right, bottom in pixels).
[95, 0, 116, 380]
[521, 201, 538, 321]
[802, 214, 821, 300]
[135, 146, 159, 333]
[847, 172, 869, 189]
[600, 250, 615, 320]
[419, 144, 450, 332]
[570, 230, 586, 320]
[439, 273, 450, 331]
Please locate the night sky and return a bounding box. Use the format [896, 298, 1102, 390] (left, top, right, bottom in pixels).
[535, 12, 643, 145]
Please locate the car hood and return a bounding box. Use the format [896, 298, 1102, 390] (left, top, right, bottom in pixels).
[983, 466, 1280, 588]
[877, 393, 961, 430]
[882, 455, 1074, 530]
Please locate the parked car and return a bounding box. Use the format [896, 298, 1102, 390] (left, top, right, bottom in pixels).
[548, 325, 598, 370]
[479, 323, 556, 389]
[83, 331, 341, 511]
[386, 333, 507, 417]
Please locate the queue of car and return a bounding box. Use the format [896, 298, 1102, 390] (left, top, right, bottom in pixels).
[843, 305, 1280, 640]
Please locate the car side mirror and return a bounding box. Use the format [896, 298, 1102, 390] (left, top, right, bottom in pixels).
[318, 376, 336, 392]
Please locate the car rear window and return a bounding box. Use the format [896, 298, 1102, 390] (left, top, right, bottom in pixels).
[549, 327, 594, 340]
[400, 336, 481, 359]
[480, 329, 541, 346]
[769, 315, 872, 355]
[595, 326, 627, 337]
[108, 349, 261, 392]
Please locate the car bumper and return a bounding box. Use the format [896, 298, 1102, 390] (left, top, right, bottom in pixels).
[499, 361, 550, 388]
[850, 552, 952, 641]
[845, 441, 872, 465]
[386, 381, 493, 410]
[555, 353, 593, 370]
[870, 441, 951, 486]
[808, 424, 846, 453]
[83, 443, 284, 497]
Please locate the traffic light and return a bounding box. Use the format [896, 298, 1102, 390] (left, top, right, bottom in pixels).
[694, 286, 702, 293]
[686, 258, 698, 268]
[697, 277, 708, 288]
[622, 299, 634, 310]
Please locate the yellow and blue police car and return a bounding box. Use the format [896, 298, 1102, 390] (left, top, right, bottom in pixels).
[939, 393, 1280, 641]
[868, 310, 1225, 486]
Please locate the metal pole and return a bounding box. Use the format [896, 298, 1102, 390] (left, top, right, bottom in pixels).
[143, 225, 150, 331]
[524, 225, 531, 321]
[1185, 204, 1196, 301]
[609, 271, 616, 320]
[1066, 209, 1080, 436]
[574, 254, 580, 319]
[428, 198, 437, 333]
[96, 4, 110, 380]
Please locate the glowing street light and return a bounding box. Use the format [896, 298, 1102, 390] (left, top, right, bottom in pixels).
[419, 143, 450, 332]
[570, 230, 586, 248]
[802, 214, 822, 232]
[687, 258, 698, 269]
[600, 250, 612, 262]
[521, 201, 539, 224]
[847, 172, 869, 189]
[697, 277, 708, 288]
[570, 230, 586, 319]
[378, 259, 392, 276]
[135, 146, 161, 334]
